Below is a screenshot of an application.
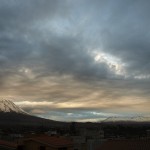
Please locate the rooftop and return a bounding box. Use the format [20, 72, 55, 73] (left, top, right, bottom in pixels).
[25, 135, 73, 147]
[98, 138, 150, 150]
[0, 139, 17, 149]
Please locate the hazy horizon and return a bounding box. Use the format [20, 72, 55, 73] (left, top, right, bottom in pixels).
[0, 0, 150, 122]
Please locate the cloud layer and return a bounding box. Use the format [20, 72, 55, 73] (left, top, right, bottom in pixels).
[0, 0, 150, 121]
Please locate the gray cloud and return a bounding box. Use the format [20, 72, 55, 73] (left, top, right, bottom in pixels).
[0, 0, 150, 121]
[83, 0, 150, 77]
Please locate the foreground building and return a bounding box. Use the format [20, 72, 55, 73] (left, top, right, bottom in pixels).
[97, 138, 150, 150]
[0, 139, 17, 150]
[19, 135, 73, 150]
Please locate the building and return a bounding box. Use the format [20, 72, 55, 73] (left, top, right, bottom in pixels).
[0, 139, 17, 150]
[78, 128, 105, 150]
[79, 128, 104, 140]
[146, 130, 150, 137]
[46, 131, 58, 136]
[97, 138, 150, 150]
[71, 136, 86, 150]
[19, 135, 73, 150]
[87, 139, 106, 150]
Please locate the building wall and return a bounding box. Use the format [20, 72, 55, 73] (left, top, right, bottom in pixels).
[23, 140, 73, 150]
[46, 146, 73, 150]
[86, 139, 107, 150]
[0, 145, 16, 150]
[71, 136, 87, 150]
[24, 141, 39, 150]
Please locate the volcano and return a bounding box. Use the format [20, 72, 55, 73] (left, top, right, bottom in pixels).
[0, 99, 62, 127]
[0, 99, 27, 114]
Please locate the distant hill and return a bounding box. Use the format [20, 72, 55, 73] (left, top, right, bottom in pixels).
[102, 116, 150, 124]
[0, 99, 66, 127]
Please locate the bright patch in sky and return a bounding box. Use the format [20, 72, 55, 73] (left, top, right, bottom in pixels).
[93, 51, 126, 76]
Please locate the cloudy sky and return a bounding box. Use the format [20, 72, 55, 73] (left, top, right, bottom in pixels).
[0, 0, 150, 122]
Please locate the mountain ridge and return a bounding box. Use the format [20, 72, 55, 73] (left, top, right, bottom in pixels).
[0, 98, 66, 127]
[102, 116, 150, 123]
[0, 98, 28, 114]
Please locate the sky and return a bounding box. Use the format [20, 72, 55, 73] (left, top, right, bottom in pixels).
[0, 0, 150, 122]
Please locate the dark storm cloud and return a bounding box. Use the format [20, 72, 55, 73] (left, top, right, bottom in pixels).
[0, 0, 69, 91]
[0, 0, 150, 121]
[0, 0, 114, 82]
[0, 0, 67, 66]
[0, 0, 67, 25]
[37, 35, 112, 80]
[81, 0, 150, 77]
[1, 0, 150, 80]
